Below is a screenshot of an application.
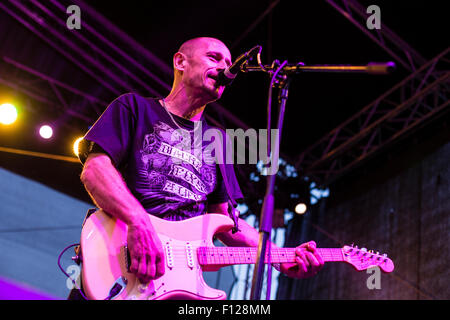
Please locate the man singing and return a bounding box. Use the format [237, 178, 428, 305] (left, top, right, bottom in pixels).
[71, 37, 323, 299]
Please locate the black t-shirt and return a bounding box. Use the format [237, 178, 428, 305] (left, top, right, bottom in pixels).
[79, 93, 243, 221]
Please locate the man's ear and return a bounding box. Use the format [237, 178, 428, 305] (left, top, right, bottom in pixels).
[173, 52, 187, 72]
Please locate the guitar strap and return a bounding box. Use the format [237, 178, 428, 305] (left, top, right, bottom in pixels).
[217, 161, 240, 234]
[214, 132, 240, 234]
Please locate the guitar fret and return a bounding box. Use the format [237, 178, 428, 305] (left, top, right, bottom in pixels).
[202, 244, 392, 274]
[318, 248, 343, 261]
[197, 247, 345, 266]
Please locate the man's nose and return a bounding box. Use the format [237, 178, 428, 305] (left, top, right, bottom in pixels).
[217, 60, 228, 70]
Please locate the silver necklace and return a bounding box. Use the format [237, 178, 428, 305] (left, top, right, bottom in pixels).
[161, 99, 201, 134]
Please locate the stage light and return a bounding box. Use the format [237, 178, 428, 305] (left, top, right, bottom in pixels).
[39, 125, 53, 139]
[294, 203, 307, 215]
[73, 137, 84, 156]
[0, 103, 18, 125]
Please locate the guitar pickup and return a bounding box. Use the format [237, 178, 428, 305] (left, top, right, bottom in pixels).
[165, 242, 174, 269]
[185, 243, 194, 269]
[124, 245, 131, 272]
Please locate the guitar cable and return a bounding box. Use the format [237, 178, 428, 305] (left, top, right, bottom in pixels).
[58, 243, 126, 300]
[57, 243, 89, 300]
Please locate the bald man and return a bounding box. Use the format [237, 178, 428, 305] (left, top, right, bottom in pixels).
[73, 37, 323, 299]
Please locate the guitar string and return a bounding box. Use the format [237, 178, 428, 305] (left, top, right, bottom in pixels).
[157, 256, 385, 265]
[152, 250, 350, 260]
[156, 250, 387, 264]
[154, 247, 386, 259]
[165, 248, 345, 255]
[146, 249, 389, 267]
[163, 248, 345, 256]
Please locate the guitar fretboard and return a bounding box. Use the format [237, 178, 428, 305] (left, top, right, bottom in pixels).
[197, 247, 343, 266]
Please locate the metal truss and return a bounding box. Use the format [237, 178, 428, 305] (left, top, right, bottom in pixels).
[0, 0, 267, 195]
[3, 0, 446, 190]
[294, 47, 450, 187]
[325, 0, 449, 108]
[0, 0, 250, 131]
[289, 0, 450, 186]
[325, 0, 428, 72]
[0, 55, 103, 125]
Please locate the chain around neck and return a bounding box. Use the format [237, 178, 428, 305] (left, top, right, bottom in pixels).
[161, 99, 201, 134]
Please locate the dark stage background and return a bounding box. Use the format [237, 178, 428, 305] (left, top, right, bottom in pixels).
[278, 116, 450, 299]
[0, 0, 448, 300]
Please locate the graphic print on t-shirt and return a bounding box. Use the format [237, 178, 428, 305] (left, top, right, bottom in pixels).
[139, 121, 216, 218]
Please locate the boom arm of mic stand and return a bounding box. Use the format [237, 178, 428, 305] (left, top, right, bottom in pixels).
[242, 61, 396, 75]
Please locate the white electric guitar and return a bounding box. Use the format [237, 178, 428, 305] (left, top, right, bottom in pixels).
[80, 210, 394, 300]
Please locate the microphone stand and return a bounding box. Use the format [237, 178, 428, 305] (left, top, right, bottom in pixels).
[250, 62, 290, 300]
[246, 53, 395, 301]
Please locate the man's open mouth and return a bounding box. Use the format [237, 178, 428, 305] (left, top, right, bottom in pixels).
[206, 74, 222, 88]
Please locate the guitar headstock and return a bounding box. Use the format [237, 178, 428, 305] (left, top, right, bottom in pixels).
[341, 245, 394, 273]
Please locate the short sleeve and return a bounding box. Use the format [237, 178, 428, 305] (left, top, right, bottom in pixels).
[79, 95, 135, 167]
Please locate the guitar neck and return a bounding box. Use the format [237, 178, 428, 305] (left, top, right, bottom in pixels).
[197, 247, 344, 266]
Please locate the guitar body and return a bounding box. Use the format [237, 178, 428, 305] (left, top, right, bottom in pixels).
[80, 210, 234, 300]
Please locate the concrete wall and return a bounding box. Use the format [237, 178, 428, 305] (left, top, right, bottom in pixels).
[277, 126, 450, 300]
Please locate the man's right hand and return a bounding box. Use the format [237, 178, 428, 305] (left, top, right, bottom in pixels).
[81, 153, 165, 283]
[126, 214, 165, 283]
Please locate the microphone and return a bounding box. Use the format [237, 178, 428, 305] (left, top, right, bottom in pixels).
[216, 45, 261, 86]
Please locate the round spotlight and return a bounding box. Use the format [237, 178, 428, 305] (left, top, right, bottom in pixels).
[39, 125, 53, 139]
[294, 203, 307, 215]
[0, 103, 18, 125]
[73, 137, 84, 156]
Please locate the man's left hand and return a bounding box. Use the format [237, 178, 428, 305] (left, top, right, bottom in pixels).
[280, 241, 324, 279]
